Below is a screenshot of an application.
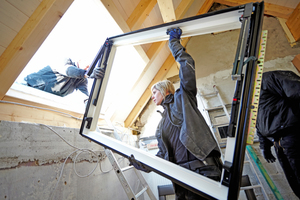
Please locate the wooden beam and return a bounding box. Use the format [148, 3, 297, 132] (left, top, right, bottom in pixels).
[0, 0, 74, 100]
[157, 0, 176, 22]
[197, 0, 214, 15]
[0, 96, 106, 129]
[122, 0, 195, 127]
[286, 2, 300, 41]
[124, 38, 190, 127]
[175, 0, 195, 19]
[146, 41, 166, 59]
[126, 0, 157, 31]
[292, 54, 300, 73]
[0, 96, 82, 128]
[101, 0, 131, 33]
[101, 0, 150, 63]
[146, 0, 194, 59]
[214, 0, 294, 19]
[277, 18, 297, 47]
[109, 40, 167, 123]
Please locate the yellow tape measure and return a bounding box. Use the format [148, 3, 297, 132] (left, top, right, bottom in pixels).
[247, 30, 267, 144]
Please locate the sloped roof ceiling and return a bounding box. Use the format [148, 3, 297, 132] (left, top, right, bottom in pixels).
[0, 0, 299, 128]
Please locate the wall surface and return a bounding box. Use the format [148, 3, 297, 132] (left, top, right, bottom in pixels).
[0, 120, 153, 200]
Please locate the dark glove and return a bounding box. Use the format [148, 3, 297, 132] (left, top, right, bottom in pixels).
[166, 27, 182, 40]
[90, 66, 105, 79]
[128, 155, 151, 173]
[261, 148, 276, 163]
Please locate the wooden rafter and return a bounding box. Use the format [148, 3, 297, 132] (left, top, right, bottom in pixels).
[1, 0, 297, 129]
[286, 2, 300, 41]
[157, 0, 176, 22]
[146, 0, 194, 60]
[175, 0, 195, 19]
[215, 0, 294, 19]
[0, 0, 74, 100]
[126, 0, 157, 31]
[124, 38, 190, 127]
[100, 0, 150, 63]
[197, 0, 214, 15]
[0, 95, 105, 129]
[123, 0, 195, 127]
[123, 0, 298, 128]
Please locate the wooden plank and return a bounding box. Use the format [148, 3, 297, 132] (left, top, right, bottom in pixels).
[214, 0, 294, 19]
[0, 96, 83, 128]
[175, 0, 194, 19]
[286, 2, 300, 41]
[111, 0, 128, 20]
[197, 0, 214, 15]
[117, 0, 139, 19]
[120, 0, 195, 127]
[0, 104, 80, 128]
[126, 0, 157, 31]
[292, 54, 300, 73]
[0, 96, 106, 128]
[157, 0, 176, 22]
[0, 0, 29, 32]
[147, 0, 194, 59]
[146, 41, 167, 59]
[0, 46, 5, 56]
[7, 0, 41, 17]
[277, 17, 297, 46]
[124, 38, 190, 127]
[101, 0, 131, 33]
[0, 0, 74, 100]
[263, 2, 294, 19]
[284, 0, 300, 9]
[0, 23, 17, 48]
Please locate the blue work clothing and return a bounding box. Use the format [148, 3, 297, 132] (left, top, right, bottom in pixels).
[24, 64, 88, 97]
[256, 70, 300, 198]
[155, 38, 221, 199]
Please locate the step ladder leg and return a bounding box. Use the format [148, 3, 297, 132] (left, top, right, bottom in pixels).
[105, 149, 136, 199]
[133, 168, 156, 200]
[104, 148, 156, 200]
[244, 150, 269, 200]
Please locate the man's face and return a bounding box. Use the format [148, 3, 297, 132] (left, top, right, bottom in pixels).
[151, 88, 164, 106]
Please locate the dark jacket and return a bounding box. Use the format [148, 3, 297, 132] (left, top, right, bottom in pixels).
[256, 70, 300, 149]
[24, 64, 88, 97]
[155, 38, 220, 161]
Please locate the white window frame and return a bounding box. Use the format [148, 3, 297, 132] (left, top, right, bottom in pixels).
[80, 2, 264, 199]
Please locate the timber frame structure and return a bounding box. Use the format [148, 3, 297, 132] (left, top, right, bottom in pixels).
[0, 0, 299, 130]
[80, 2, 264, 200]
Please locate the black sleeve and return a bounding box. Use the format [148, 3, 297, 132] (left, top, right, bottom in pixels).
[264, 70, 300, 100]
[168, 39, 197, 97]
[256, 129, 273, 150]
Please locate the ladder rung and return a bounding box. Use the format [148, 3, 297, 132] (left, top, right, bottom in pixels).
[213, 123, 229, 127]
[135, 187, 148, 198]
[121, 166, 134, 172]
[204, 105, 225, 111]
[240, 185, 262, 190]
[200, 92, 218, 97]
[105, 149, 156, 200]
